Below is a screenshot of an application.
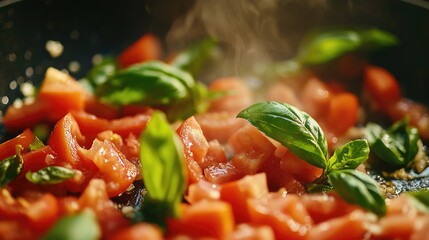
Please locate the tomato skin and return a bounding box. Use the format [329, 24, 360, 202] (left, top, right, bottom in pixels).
[21, 145, 56, 174]
[118, 34, 162, 68]
[325, 92, 359, 135]
[109, 114, 152, 138]
[278, 148, 323, 183]
[363, 65, 401, 109]
[0, 129, 35, 160]
[2, 100, 48, 132]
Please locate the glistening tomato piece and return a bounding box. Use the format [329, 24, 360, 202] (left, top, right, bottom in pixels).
[325, 92, 359, 135]
[21, 145, 56, 174]
[80, 139, 137, 197]
[2, 100, 48, 132]
[109, 113, 152, 138]
[118, 34, 162, 68]
[0, 128, 35, 160]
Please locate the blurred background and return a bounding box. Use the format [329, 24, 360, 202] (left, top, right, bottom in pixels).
[1, 0, 429, 141]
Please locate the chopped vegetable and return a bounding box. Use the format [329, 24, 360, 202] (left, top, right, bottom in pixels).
[26, 166, 75, 184]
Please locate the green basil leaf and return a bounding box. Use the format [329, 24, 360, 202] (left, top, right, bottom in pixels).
[171, 38, 218, 76]
[238, 101, 328, 169]
[297, 28, 397, 65]
[0, 146, 23, 188]
[365, 118, 420, 168]
[96, 61, 195, 106]
[139, 111, 186, 225]
[407, 189, 429, 214]
[326, 139, 369, 174]
[29, 137, 45, 151]
[81, 56, 119, 92]
[26, 166, 75, 184]
[43, 209, 100, 240]
[328, 169, 386, 216]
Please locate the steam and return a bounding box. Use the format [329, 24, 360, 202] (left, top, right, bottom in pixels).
[166, 0, 289, 83]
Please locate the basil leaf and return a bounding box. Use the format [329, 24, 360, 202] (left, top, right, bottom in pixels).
[96, 61, 195, 106]
[139, 111, 186, 226]
[326, 139, 369, 174]
[365, 118, 419, 168]
[297, 28, 397, 65]
[26, 166, 75, 184]
[408, 189, 429, 213]
[43, 209, 100, 240]
[82, 56, 119, 92]
[0, 146, 23, 188]
[328, 169, 386, 216]
[171, 38, 218, 76]
[238, 101, 328, 169]
[29, 137, 45, 151]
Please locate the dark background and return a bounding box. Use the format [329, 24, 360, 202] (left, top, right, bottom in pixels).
[1, 0, 429, 142]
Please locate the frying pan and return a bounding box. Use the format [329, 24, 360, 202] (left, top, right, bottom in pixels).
[1, 0, 429, 195]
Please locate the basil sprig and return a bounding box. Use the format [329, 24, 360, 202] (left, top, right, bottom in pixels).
[238, 101, 328, 169]
[238, 101, 385, 216]
[96, 61, 211, 121]
[171, 38, 218, 76]
[80, 56, 119, 92]
[26, 166, 75, 184]
[0, 145, 24, 188]
[328, 169, 386, 216]
[365, 117, 419, 168]
[297, 28, 397, 65]
[43, 209, 101, 240]
[136, 111, 186, 229]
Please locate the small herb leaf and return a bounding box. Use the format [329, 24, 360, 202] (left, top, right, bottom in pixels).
[0, 146, 24, 188]
[26, 166, 75, 184]
[326, 139, 369, 174]
[81, 56, 119, 92]
[138, 111, 186, 227]
[408, 189, 429, 214]
[43, 209, 101, 240]
[238, 101, 328, 168]
[29, 137, 45, 151]
[328, 169, 386, 216]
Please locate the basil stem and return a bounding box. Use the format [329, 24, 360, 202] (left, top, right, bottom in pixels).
[26, 166, 75, 184]
[326, 139, 369, 174]
[137, 111, 186, 229]
[42, 209, 101, 240]
[238, 101, 328, 169]
[328, 169, 386, 216]
[0, 145, 24, 188]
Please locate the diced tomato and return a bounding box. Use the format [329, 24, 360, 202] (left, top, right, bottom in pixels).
[109, 223, 163, 240]
[186, 180, 221, 204]
[177, 116, 209, 184]
[38, 68, 88, 121]
[2, 100, 48, 132]
[79, 179, 129, 236]
[79, 139, 137, 197]
[278, 147, 323, 183]
[49, 113, 85, 166]
[201, 140, 227, 169]
[363, 65, 402, 109]
[195, 112, 248, 143]
[167, 200, 235, 239]
[325, 92, 359, 135]
[208, 77, 254, 115]
[120, 133, 140, 163]
[121, 105, 153, 117]
[247, 192, 312, 240]
[118, 34, 162, 68]
[300, 77, 332, 119]
[228, 224, 275, 240]
[21, 145, 56, 174]
[25, 193, 59, 232]
[0, 129, 35, 160]
[220, 173, 268, 223]
[204, 162, 243, 184]
[84, 94, 119, 120]
[306, 210, 370, 240]
[266, 81, 302, 109]
[70, 111, 109, 138]
[109, 114, 151, 138]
